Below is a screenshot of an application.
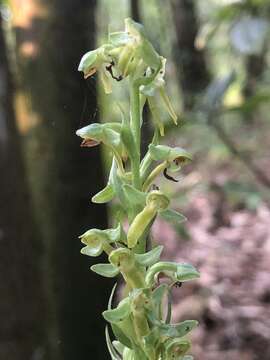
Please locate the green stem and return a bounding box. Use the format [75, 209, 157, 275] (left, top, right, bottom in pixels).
[145, 261, 178, 287]
[130, 80, 142, 190]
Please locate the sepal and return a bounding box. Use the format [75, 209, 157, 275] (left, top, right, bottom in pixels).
[103, 298, 131, 323]
[149, 144, 192, 169]
[134, 245, 163, 267]
[159, 209, 187, 224]
[91, 263, 119, 278]
[92, 184, 115, 204]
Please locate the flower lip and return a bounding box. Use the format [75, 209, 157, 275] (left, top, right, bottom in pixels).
[80, 139, 100, 147]
[84, 67, 97, 78]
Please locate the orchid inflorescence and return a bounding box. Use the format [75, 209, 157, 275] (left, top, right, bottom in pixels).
[76, 18, 200, 360]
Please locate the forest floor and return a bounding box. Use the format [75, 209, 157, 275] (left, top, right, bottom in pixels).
[153, 166, 270, 360]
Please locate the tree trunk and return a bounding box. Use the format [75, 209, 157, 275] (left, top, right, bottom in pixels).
[244, 54, 266, 99]
[130, 0, 141, 22]
[170, 0, 210, 109]
[0, 14, 48, 360]
[10, 0, 112, 359]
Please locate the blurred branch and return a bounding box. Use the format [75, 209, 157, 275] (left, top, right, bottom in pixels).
[170, 0, 210, 109]
[209, 115, 270, 190]
[202, 72, 270, 192]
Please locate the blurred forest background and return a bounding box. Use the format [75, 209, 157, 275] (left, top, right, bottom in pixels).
[0, 0, 269, 359]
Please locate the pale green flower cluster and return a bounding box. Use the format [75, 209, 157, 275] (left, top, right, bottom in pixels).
[76, 18, 199, 360]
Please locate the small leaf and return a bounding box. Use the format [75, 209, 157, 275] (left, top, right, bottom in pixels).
[91, 263, 119, 278]
[92, 184, 115, 204]
[135, 245, 163, 267]
[159, 209, 187, 224]
[176, 263, 200, 282]
[103, 298, 131, 323]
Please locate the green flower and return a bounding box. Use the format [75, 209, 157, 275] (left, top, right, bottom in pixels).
[76, 122, 125, 173]
[127, 191, 170, 248]
[149, 144, 192, 172]
[140, 57, 178, 135]
[78, 44, 113, 93]
[80, 224, 124, 257]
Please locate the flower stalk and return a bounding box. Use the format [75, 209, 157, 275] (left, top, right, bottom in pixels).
[76, 18, 200, 360]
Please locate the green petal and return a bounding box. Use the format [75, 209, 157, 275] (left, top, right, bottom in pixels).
[92, 184, 115, 204]
[148, 97, 165, 136]
[176, 263, 200, 282]
[91, 263, 119, 278]
[159, 87, 178, 125]
[145, 261, 199, 287]
[135, 245, 163, 267]
[78, 50, 98, 73]
[100, 69, 112, 94]
[80, 245, 103, 257]
[149, 144, 192, 163]
[105, 223, 127, 244]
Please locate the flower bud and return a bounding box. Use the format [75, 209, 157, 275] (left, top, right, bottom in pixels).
[109, 248, 145, 289]
[127, 191, 169, 248]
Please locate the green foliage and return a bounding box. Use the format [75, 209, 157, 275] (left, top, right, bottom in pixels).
[76, 18, 199, 360]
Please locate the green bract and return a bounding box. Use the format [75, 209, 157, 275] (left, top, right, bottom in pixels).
[76, 18, 199, 360]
